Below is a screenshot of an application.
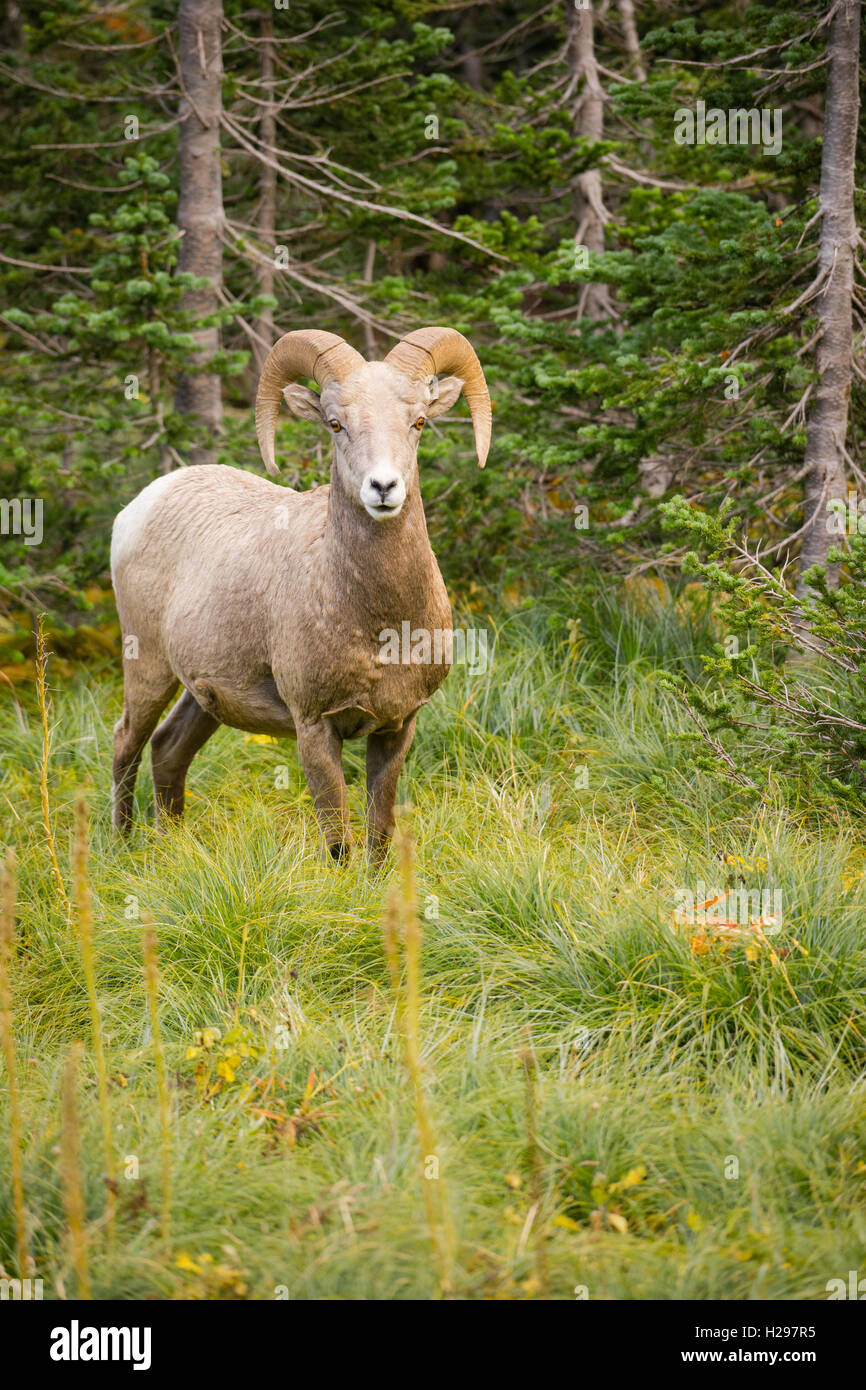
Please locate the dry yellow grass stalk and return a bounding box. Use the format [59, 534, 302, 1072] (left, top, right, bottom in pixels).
[142, 912, 171, 1250]
[385, 830, 456, 1295]
[0, 848, 28, 1276]
[520, 1029, 549, 1298]
[60, 1041, 91, 1298]
[35, 616, 70, 919]
[73, 791, 116, 1247]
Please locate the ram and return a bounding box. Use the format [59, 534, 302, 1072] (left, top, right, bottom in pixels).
[110, 326, 492, 862]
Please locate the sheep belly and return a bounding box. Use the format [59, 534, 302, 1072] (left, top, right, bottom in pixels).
[321, 699, 424, 741]
[189, 673, 297, 737]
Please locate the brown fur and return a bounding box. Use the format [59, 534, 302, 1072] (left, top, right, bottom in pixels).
[110, 360, 460, 862]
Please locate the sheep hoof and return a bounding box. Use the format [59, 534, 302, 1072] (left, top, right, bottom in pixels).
[366, 840, 391, 872]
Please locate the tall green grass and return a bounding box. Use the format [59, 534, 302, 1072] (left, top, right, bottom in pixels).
[0, 584, 864, 1298]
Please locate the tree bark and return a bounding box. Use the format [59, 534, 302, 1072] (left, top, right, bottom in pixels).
[175, 0, 224, 465]
[253, 11, 277, 380]
[618, 0, 646, 82]
[568, 0, 611, 321]
[457, 13, 484, 91]
[362, 239, 377, 358]
[797, 0, 860, 592]
[149, 347, 172, 475]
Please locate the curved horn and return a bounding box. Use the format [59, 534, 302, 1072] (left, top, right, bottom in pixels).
[385, 326, 492, 468]
[256, 330, 364, 476]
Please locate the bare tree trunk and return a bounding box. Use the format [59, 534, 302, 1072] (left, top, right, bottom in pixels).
[175, 0, 224, 465]
[617, 0, 646, 82]
[797, 0, 860, 592]
[362, 239, 377, 358]
[253, 11, 276, 381]
[568, 0, 611, 321]
[457, 13, 484, 90]
[149, 348, 172, 474]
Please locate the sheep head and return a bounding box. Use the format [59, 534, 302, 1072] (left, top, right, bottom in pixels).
[256, 326, 491, 522]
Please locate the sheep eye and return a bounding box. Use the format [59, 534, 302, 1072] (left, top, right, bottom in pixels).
[413, 417, 426, 431]
[329, 420, 342, 433]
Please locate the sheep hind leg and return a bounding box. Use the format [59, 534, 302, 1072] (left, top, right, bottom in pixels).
[151, 689, 221, 826]
[112, 672, 179, 833]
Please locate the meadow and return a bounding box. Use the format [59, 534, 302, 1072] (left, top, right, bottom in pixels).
[1, 583, 865, 1300]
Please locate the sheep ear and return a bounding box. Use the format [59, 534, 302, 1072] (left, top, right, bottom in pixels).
[425, 375, 464, 418]
[282, 383, 326, 424]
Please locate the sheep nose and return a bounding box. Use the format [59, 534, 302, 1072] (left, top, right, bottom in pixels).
[370, 477, 398, 501]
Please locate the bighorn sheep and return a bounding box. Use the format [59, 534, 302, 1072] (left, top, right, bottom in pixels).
[110, 326, 492, 862]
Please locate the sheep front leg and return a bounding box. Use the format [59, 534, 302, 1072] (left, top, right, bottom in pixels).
[296, 720, 352, 862]
[365, 715, 418, 866]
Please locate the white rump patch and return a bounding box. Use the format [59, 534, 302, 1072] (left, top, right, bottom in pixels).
[110, 472, 184, 580]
